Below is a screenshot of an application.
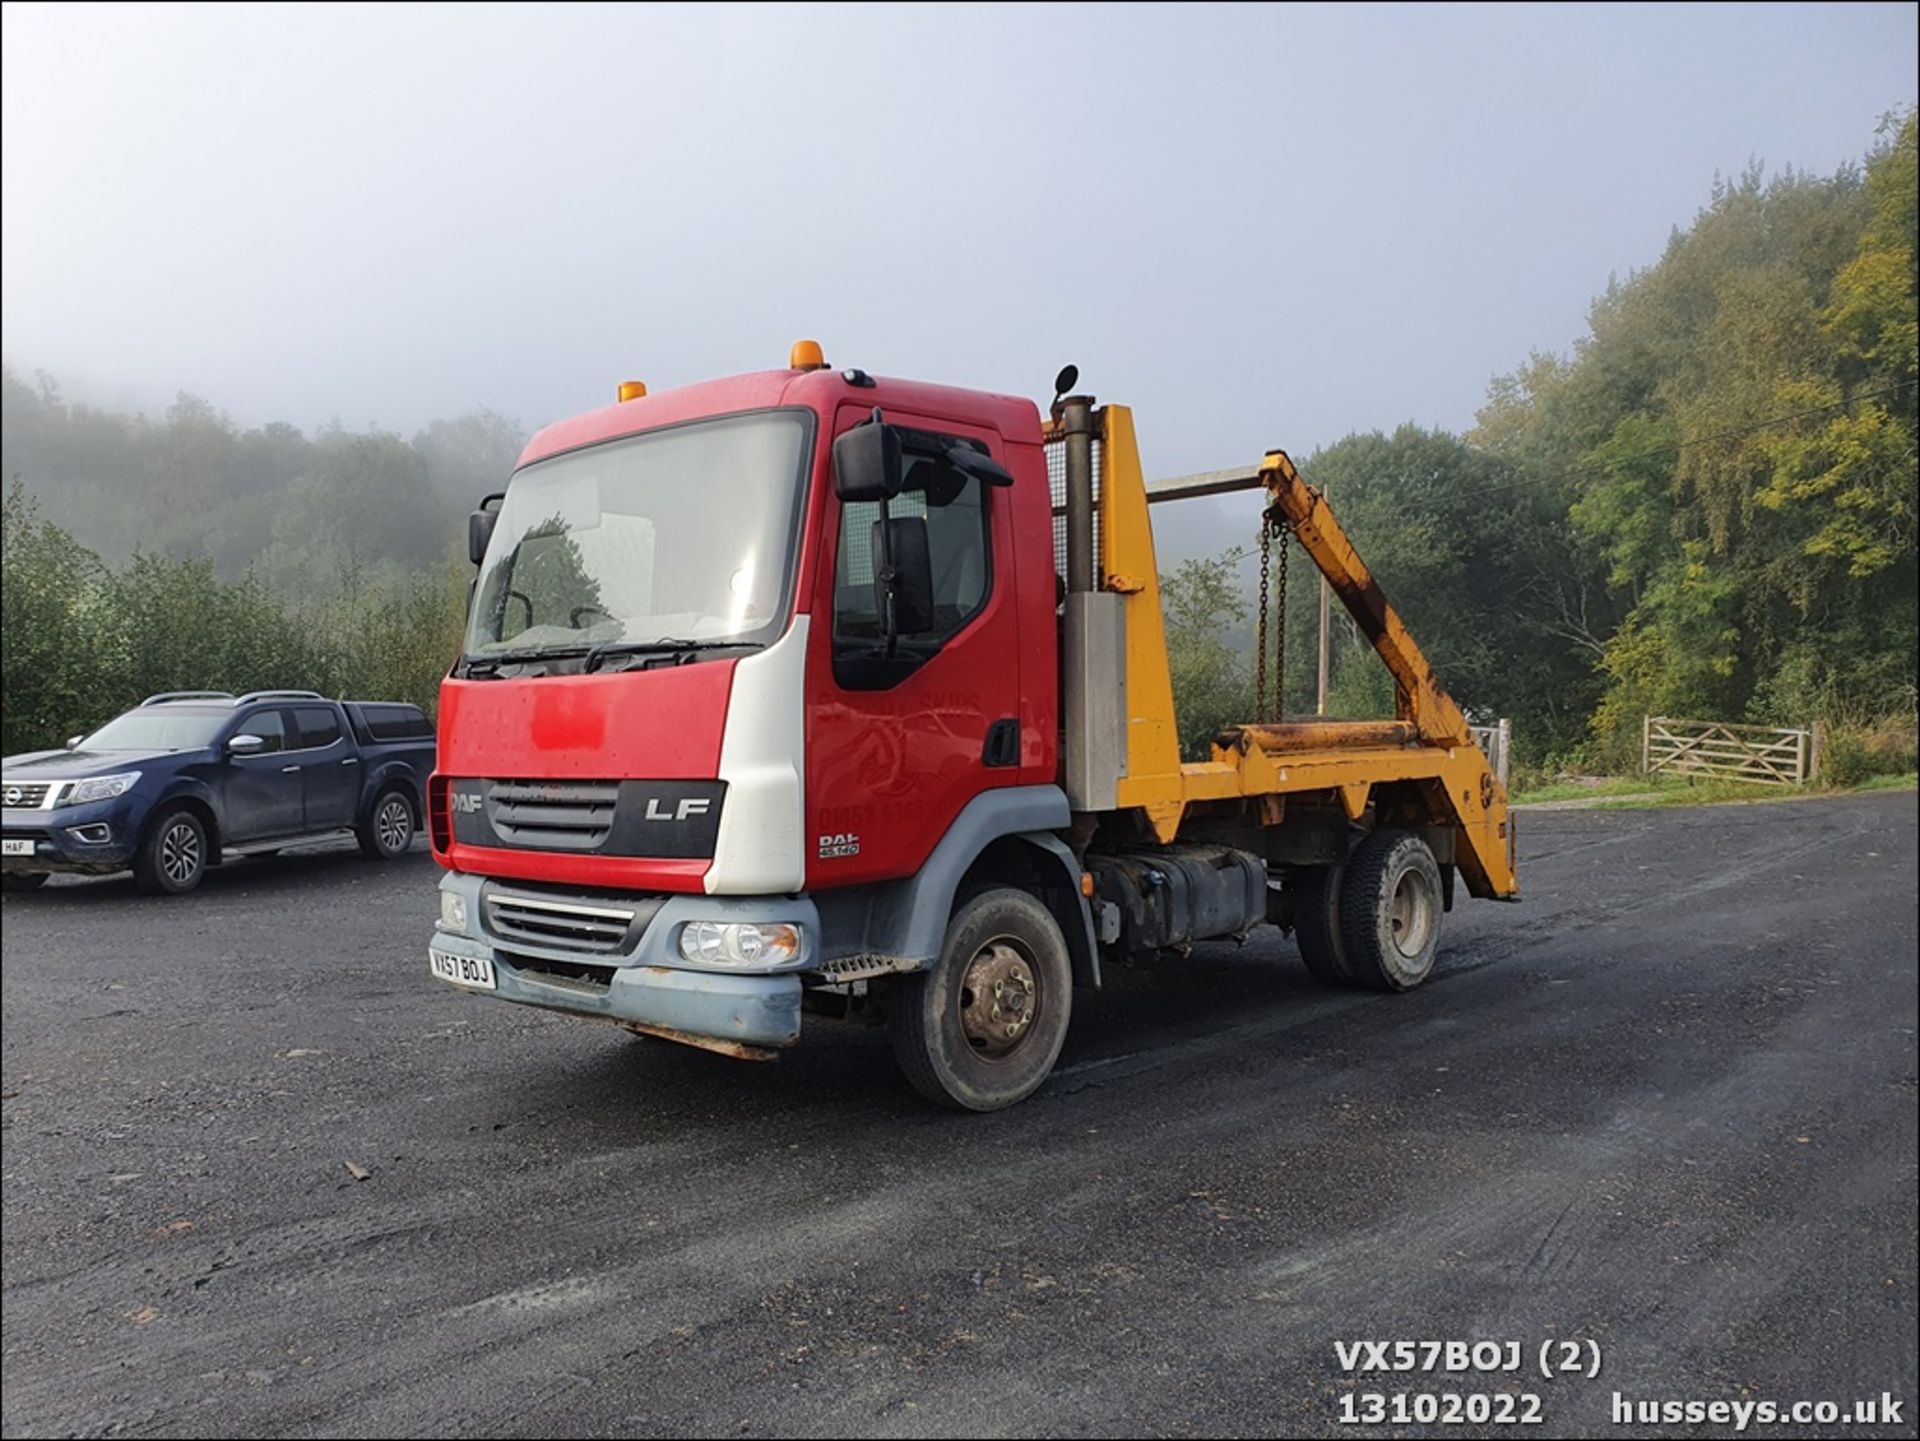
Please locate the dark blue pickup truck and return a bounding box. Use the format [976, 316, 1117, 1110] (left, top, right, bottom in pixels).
[1, 691, 436, 895]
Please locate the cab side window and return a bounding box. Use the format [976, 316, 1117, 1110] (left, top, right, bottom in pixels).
[833, 439, 991, 690]
[238, 709, 287, 754]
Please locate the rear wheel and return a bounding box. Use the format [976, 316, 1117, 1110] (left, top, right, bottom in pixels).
[1340, 830, 1444, 992]
[358, 788, 415, 860]
[1291, 862, 1354, 987]
[890, 887, 1072, 1111]
[133, 808, 207, 896]
[3, 872, 50, 892]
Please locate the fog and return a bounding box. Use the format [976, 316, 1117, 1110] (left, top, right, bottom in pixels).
[3, 2, 1915, 559]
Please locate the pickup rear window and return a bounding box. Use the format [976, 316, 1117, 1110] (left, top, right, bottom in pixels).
[349, 704, 433, 743]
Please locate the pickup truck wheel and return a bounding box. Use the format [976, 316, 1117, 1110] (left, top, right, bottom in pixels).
[890, 887, 1072, 1112]
[133, 808, 207, 896]
[3, 872, 50, 891]
[1340, 830, 1443, 992]
[1292, 863, 1355, 987]
[358, 789, 415, 859]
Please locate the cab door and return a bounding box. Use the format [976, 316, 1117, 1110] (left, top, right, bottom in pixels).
[224, 708, 303, 840]
[803, 407, 1023, 888]
[290, 705, 359, 830]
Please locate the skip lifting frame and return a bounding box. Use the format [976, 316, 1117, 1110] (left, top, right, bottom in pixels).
[1048, 406, 1520, 901]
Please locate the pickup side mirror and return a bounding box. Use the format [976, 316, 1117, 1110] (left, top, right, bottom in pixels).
[834, 413, 904, 502]
[874, 516, 936, 636]
[65, 735, 83, 750]
[227, 734, 266, 756]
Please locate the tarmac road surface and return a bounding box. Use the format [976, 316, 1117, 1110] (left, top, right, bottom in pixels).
[3, 791, 1915, 1438]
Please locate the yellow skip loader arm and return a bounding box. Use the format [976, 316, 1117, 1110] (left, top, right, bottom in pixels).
[1091, 407, 1519, 902]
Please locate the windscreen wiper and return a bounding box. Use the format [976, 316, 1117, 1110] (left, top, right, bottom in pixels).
[582, 638, 764, 674]
[461, 646, 590, 678]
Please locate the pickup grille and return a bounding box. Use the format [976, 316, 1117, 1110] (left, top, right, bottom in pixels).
[484, 889, 641, 955]
[487, 779, 619, 850]
[2, 782, 53, 809]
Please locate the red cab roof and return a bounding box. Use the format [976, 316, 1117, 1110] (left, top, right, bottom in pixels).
[518, 366, 1043, 469]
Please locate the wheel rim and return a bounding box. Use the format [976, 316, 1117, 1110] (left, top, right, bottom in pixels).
[161, 821, 201, 884]
[958, 936, 1040, 1061]
[377, 797, 411, 851]
[1389, 866, 1437, 959]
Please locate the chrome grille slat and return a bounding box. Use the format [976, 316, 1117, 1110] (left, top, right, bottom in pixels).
[485, 890, 639, 956]
[2, 781, 55, 809]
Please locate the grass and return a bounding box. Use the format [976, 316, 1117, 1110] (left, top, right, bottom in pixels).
[1508, 775, 1683, 805]
[1512, 770, 1916, 810]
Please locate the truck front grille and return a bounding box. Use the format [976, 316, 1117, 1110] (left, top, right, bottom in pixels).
[485, 890, 639, 954]
[2, 782, 54, 809]
[487, 779, 619, 850]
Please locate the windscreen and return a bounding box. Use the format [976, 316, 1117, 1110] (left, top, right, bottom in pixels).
[466, 410, 812, 659]
[81, 710, 229, 751]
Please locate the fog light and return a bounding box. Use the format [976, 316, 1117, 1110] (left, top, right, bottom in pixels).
[679, 920, 801, 967]
[439, 890, 468, 933]
[67, 823, 112, 845]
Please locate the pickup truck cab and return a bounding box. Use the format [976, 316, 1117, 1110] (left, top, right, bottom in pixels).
[1, 690, 436, 895]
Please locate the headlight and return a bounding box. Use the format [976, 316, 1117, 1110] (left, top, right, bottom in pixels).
[679, 920, 801, 968]
[63, 772, 141, 805]
[439, 890, 468, 933]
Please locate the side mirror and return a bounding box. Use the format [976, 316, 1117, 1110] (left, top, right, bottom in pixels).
[227, 734, 266, 756]
[874, 516, 936, 636]
[834, 414, 904, 502]
[65, 735, 83, 750]
[468, 507, 499, 567]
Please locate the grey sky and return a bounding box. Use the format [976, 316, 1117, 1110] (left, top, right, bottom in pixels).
[4, 0, 1914, 516]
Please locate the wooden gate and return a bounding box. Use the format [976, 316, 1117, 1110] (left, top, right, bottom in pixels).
[1643, 716, 1812, 786]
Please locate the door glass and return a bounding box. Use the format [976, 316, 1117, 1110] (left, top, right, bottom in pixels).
[240, 710, 287, 754]
[833, 444, 991, 690]
[293, 707, 342, 749]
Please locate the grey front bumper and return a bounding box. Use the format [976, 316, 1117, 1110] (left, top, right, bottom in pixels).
[429, 872, 812, 1049]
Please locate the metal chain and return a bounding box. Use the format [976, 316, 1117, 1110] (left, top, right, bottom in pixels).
[1255, 519, 1271, 722]
[1273, 524, 1289, 723]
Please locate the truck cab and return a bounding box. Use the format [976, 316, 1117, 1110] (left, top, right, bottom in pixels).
[429, 345, 1516, 1109]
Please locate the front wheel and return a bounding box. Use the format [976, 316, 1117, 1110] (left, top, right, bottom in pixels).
[890, 888, 1073, 1112]
[133, 808, 208, 895]
[357, 788, 415, 860]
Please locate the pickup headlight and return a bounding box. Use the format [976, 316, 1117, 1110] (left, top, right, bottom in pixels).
[679, 920, 801, 967]
[62, 772, 141, 805]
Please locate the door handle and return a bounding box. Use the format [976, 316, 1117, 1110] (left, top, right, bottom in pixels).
[281, 765, 299, 774]
[341, 757, 359, 766]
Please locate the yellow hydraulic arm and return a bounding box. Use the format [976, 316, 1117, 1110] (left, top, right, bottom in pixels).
[1257, 449, 1471, 747]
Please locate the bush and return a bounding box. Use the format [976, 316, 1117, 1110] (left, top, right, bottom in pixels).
[1820, 714, 1919, 787]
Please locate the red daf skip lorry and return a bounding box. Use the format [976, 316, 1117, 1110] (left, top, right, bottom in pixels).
[428, 343, 1517, 1110]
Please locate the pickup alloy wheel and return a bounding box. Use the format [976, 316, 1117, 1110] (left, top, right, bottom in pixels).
[133, 809, 208, 896]
[358, 789, 415, 860]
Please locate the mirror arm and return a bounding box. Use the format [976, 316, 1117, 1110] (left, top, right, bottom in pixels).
[875, 494, 899, 659]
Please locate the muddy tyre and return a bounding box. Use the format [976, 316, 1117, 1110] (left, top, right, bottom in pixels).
[1291, 862, 1354, 987]
[1340, 830, 1444, 992]
[890, 887, 1072, 1112]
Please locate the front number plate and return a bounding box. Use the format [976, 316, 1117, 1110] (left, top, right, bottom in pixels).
[429, 948, 496, 991]
[1, 839, 33, 857]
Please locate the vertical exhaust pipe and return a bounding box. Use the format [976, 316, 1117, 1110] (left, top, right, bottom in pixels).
[1061, 394, 1096, 594]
